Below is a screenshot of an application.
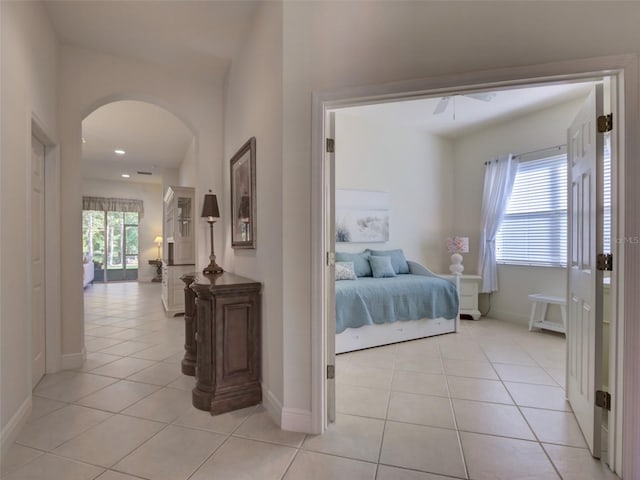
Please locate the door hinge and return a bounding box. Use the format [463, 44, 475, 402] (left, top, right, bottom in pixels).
[327, 364, 335, 379]
[326, 138, 335, 153]
[596, 390, 611, 410]
[597, 253, 613, 271]
[326, 251, 335, 267]
[597, 114, 613, 133]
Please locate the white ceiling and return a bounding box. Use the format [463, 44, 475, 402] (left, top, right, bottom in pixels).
[45, 1, 258, 82]
[48, 2, 594, 184]
[82, 101, 194, 184]
[46, 1, 259, 185]
[337, 82, 595, 139]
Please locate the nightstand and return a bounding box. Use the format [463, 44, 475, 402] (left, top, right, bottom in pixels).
[442, 274, 482, 320]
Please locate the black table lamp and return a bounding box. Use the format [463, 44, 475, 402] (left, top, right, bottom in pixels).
[201, 191, 224, 275]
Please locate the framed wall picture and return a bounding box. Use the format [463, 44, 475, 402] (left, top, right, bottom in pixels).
[230, 137, 256, 249]
[335, 189, 389, 243]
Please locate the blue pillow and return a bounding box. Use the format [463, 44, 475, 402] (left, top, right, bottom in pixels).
[368, 249, 409, 274]
[369, 255, 396, 278]
[335, 251, 372, 277]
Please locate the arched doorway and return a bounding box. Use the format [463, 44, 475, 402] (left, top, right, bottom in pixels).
[81, 100, 194, 285]
[80, 99, 196, 358]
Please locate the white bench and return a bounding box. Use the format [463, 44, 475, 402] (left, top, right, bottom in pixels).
[528, 294, 567, 334]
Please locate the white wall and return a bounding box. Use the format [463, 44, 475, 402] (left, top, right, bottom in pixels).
[57, 45, 223, 364]
[223, 2, 284, 421]
[178, 136, 197, 188]
[335, 113, 454, 273]
[453, 97, 585, 324]
[82, 179, 163, 282]
[0, 0, 59, 455]
[280, 0, 640, 420]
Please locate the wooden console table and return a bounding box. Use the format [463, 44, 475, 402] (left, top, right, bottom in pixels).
[148, 259, 163, 282]
[189, 272, 262, 414]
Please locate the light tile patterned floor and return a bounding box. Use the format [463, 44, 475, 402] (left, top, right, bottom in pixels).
[1, 282, 619, 479]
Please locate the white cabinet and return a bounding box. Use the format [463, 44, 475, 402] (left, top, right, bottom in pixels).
[164, 186, 195, 265]
[163, 186, 195, 316]
[443, 274, 482, 320]
[161, 264, 194, 316]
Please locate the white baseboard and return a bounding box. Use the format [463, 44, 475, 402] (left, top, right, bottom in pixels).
[61, 348, 86, 370]
[1, 396, 32, 460]
[261, 384, 313, 434]
[261, 384, 283, 427]
[281, 407, 313, 433]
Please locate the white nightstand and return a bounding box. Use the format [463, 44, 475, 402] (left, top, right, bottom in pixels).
[442, 274, 482, 320]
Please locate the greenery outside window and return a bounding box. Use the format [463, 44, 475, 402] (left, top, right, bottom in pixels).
[83, 210, 139, 281]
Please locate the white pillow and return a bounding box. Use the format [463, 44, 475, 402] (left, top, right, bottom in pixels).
[335, 261, 357, 281]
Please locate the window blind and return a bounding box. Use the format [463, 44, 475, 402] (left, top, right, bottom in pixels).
[496, 153, 567, 267]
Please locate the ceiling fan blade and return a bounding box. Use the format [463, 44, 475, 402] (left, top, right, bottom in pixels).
[465, 92, 496, 102]
[433, 96, 450, 114]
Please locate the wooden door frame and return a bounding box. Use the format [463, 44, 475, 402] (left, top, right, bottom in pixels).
[310, 54, 638, 478]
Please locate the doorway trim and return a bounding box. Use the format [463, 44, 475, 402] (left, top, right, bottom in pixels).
[30, 116, 62, 375]
[310, 54, 638, 478]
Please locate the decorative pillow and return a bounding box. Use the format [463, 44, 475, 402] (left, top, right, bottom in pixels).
[369, 255, 396, 278]
[368, 249, 409, 274]
[335, 251, 372, 277]
[335, 261, 357, 281]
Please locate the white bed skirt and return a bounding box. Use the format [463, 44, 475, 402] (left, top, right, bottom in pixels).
[336, 316, 457, 354]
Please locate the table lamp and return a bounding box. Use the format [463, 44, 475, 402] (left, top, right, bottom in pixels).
[154, 235, 163, 260]
[201, 191, 224, 275]
[447, 236, 469, 274]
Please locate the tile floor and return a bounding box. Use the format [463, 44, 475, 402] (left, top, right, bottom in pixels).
[1, 282, 619, 479]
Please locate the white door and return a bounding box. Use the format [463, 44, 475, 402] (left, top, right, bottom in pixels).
[567, 85, 604, 457]
[31, 136, 46, 388]
[326, 111, 336, 424]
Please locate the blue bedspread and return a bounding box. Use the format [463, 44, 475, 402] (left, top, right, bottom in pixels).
[335, 274, 459, 334]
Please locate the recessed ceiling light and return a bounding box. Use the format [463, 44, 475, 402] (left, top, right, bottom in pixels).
[81, 137, 86, 144]
[121, 173, 130, 178]
[115, 149, 126, 155]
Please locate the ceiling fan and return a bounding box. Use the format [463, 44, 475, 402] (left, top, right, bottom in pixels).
[433, 92, 496, 115]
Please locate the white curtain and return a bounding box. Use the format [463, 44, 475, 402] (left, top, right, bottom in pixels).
[478, 154, 517, 293]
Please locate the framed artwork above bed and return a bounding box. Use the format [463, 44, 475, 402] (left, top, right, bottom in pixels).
[335, 189, 389, 243]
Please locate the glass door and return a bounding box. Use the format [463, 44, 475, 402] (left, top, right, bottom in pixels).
[124, 212, 139, 277]
[106, 212, 139, 281]
[82, 210, 106, 282]
[82, 210, 139, 282]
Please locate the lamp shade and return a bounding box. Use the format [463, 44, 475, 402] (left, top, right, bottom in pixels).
[447, 236, 469, 254]
[153, 236, 163, 245]
[201, 193, 220, 219]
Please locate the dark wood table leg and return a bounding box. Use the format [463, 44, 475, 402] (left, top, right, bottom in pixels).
[180, 273, 197, 376]
[192, 283, 214, 411]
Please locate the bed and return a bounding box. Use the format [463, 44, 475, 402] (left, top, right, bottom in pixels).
[335, 250, 459, 353]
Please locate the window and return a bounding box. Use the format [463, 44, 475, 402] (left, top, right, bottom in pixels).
[82, 210, 139, 282]
[603, 133, 612, 254]
[496, 153, 567, 267]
